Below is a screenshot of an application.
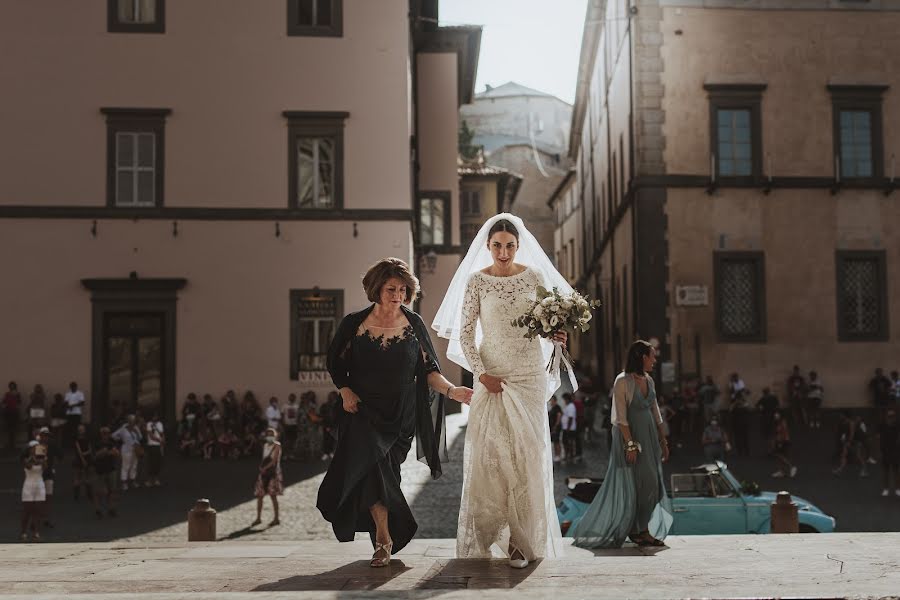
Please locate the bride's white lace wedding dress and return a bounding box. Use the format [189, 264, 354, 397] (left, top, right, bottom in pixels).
[456, 267, 564, 560]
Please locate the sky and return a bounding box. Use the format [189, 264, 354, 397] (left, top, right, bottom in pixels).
[439, 0, 588, 105]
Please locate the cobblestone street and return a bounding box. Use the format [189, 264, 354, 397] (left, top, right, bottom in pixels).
[3, 409, 900, 543]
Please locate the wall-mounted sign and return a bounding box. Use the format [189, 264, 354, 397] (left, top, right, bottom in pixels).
[297, 371, 333, 386]
[660, 361, 676, 384]
[675, 285, 709, 307]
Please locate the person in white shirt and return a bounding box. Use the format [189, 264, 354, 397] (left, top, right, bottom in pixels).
[63, 382, 85, 448]
[282, 394, 300, 458]
[265, 397, 282, 431]
[113, 415, 143, 491]
[145, 414, 165, 487]
[561, 397, 578, 464]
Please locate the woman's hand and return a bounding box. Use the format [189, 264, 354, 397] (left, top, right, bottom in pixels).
[449, 386, 474, 405]
[479, 374, 505, 394]
[625, 448, 638, 465]
[340, 388, 360, 414]
[552, 330, 568, 345]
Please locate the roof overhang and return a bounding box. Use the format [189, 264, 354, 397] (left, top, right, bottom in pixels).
[416, 25, 482, 106]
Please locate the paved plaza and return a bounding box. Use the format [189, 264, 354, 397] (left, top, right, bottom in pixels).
[0, 534, 899, 598]
[4, 410, 900, 545]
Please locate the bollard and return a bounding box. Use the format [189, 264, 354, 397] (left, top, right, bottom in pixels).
[188, 498, 217, 541]
[770, 491, 799, 534]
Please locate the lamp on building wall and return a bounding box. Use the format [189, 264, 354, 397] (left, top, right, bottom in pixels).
[90, 220, 98, 238]
[275, 222, 281, 238]
[420, 249, 438, 275]
[172, 221, 179, 238]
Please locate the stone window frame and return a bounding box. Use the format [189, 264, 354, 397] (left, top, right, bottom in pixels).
[287, 0, 343, 37]
[704, 84, 766, 185]
[714, 251, 767, 344]
[460, 188, 482, 217]
[417, 191, 452, 249]
[101, 108, 171, 208]
[290, 288, 344, 378]
[108, 0, 165, 34]
[828, 85, 887, 183]
[284, 111, 348, 210]
[835, 250, 888, 342]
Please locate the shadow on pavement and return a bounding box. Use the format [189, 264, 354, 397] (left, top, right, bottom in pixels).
[251, 559, 412, 591]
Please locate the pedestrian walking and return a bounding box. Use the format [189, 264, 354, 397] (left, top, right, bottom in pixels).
[72, 424, 94, 502]
[786, 366, 807, 427]
[265, 397, 282, 432]
[252, 427, 283, 527]
[561, 394, 578, 464]
[756, 388, 779, 453]
[879, 408, 899, 497]
[771, 411, 797, 478]
[698, 376, 720, 426]
[145, 413, 164, 486]
[112, 415, 143, 491]
[806, 371, 824, 429]
[63, 382, 85, 449]
[548, 395, 563, 462]
[37, 427, 62, 528]
[730, 391, 751, 457]
[92, 427, 119, 518]
[20, 440, 46, 542]
[702, 417, 729, 462]
[571, 341, 672, 549]
[27, 385, 47, 430]
[870, 368, 893, 421]
[282, 394, 299, 458]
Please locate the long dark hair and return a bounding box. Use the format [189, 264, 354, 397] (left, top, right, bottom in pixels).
[487, 219, 519, 243]
[624, 340, 654, 374]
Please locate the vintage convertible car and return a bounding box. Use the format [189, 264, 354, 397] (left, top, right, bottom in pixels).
[557, 461, 836, 535]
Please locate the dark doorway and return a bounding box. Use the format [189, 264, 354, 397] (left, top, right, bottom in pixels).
[104, 313, 164, 425]
[82, 278, 185, 430]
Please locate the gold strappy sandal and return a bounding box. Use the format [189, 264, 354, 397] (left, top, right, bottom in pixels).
[370, 541, 393, 568]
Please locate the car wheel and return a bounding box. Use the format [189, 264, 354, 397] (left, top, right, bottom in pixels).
[798, 524, 819, 533]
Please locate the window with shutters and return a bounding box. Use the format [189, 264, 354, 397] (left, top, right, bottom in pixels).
[284, 112, 347, 210]
[288, 0, 343, 37]
[101, 108, 170, 208]
[108, 0, 165, 33]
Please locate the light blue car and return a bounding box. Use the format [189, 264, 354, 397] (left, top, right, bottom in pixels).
[558, 461, 837, 535]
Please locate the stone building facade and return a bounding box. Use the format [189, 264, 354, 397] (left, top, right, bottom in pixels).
[0, 0, 479, 433]
[557, 0, 900, 407]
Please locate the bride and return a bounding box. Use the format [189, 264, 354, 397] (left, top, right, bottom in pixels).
[433, 213, 573, 568]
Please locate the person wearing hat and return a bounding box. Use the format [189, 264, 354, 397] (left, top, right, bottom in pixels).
[21, 439, 46, 541]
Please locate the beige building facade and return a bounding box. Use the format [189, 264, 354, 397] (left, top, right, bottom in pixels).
[559, 0, 900, 407]
[0, 0, 479, 431]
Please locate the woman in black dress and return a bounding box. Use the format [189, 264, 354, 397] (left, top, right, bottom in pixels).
[317, 258, 472, 567]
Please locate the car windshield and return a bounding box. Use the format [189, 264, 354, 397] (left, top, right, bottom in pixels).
[709, 472, 737, 497]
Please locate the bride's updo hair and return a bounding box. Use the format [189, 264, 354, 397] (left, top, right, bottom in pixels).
[487, 219, 519, 244]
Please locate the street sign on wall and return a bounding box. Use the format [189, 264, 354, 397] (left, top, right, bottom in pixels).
[675, 285, 709, 306]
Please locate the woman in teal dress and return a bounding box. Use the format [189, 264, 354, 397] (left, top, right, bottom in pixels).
[572, 340, 673, 548]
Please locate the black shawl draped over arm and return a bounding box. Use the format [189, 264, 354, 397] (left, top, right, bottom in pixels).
[325, 304, 448, 479]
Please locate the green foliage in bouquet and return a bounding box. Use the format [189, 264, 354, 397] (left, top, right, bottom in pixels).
[511, 286, 601, 340]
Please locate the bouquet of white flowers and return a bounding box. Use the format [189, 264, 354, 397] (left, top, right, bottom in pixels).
[511, 286, 601, 376]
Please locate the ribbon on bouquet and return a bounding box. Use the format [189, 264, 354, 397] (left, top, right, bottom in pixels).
[547, 339, 578, 391]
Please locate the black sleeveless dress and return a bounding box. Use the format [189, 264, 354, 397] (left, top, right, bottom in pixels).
[316, 319, 439, 554]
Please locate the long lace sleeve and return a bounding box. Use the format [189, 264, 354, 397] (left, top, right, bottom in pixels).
[460, 274, 486, 379]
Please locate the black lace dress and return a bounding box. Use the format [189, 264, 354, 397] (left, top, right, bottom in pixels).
[316, 319, 439, 554]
